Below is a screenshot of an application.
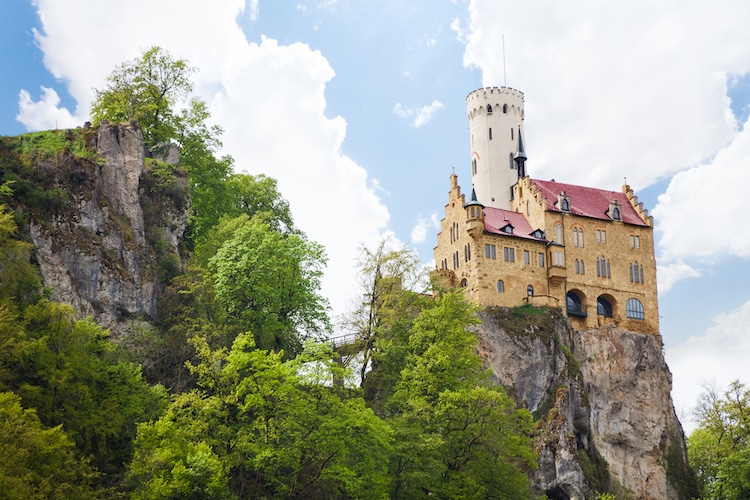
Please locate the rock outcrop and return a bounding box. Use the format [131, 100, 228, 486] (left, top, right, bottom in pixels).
[28, 123, 188, 336]
[476, 306, 693, 500]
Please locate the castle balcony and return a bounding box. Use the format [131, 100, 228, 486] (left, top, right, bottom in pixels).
[547, 265, 567, 288]
[566, 303, 587, 318]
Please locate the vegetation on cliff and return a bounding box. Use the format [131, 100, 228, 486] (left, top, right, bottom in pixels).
[688, 380, 750, 498]
[0, 48, 538, 498]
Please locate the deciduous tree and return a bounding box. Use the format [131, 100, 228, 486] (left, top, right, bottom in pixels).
[209, 217, 329, 355]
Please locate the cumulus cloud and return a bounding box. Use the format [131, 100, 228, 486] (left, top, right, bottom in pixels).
[394, 100, 444, 128]
[16, 87, 79, 130]
[410, 217, 429, 245]
[654, 116, 750, 259]
[23, 0, 390, 317]
[656, 261, 700, 295]
[666, 298, 750, 433]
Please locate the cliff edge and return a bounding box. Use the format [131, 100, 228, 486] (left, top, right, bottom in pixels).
[13, 123, 189, 336]
[476, 306, 694, 500]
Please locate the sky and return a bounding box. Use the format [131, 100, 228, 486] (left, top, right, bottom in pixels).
[2, 0, 750, 432]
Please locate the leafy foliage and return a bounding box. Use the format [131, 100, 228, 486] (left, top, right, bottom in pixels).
[209, 216, 330, 355]
[689, 380, 750, 499]
[0, 392, 102, 499]
[129, 334, 392, 499]
[0, 299, 168, 484]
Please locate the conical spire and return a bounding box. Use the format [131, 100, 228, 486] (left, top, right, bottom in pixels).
[514, 127, 527, 179]
[464, 187, 484, 208]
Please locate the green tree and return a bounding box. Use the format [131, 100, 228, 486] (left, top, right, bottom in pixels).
[209, 216, 329, 355]
[0, 187, 41, 306]
[689, 380, 750, 499]
[345, 237, 424, 387]
[0, 391, 101, 499]
[92, 46, 195, 149]
[0, 300, 168, 483]
[386, 291, 537, 499]
[129, 334, 392, 499]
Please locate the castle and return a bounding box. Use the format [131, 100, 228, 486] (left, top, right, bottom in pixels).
[434, 87, 659, 334]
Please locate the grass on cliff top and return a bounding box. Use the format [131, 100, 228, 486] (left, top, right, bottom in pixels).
[484, 303, 560, 338]
[12, 129, 100, 164]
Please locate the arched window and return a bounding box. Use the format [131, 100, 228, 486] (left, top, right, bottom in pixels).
[527, 285, 534, 296]
[613, 207, 621, 220]
[626, 298, 644, 320]
[459, 278, 467, 288]
[566, 291, 585, 317]
[497, 280, 504, 293]
[487, 104, 493, 114]
[575, 259, 580, 274]
[596, 257, 601, 277]
[633, 261, 639, 283]
[580, 260, 585, 274]
[578, 228, 584, 247]
[503, 103, 508, 113]
[556, 224, 562, 243]
[597, 296, 613, 317]
[561, 199, 569, 212]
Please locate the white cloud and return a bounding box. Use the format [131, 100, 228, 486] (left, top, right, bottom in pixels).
[410, 217, 428, 245]
[394, 100, 444, 128]
[653, 116, 750, 259]
[656, 261, 700, 295]
[23, 0, 390, 318]
[666, 298, 750, 433]
[16, 87, 79, 130]
[450, 18, 466, 44]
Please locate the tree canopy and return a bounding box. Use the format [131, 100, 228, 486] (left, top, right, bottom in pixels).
[689, 380, 750, 499]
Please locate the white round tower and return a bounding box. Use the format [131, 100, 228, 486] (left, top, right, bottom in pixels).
[466, 87, 525, 209]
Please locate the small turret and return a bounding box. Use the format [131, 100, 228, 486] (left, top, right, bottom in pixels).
[464, 187, 485, 239]
[514, 126, 527, 179]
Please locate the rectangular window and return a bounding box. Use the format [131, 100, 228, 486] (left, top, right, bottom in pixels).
[524, 250, 530, 265]
[485, 244, 496, 259]
[504, 247, 515, 262]
[631, 235, 640, 249]
[554, 250, 564, 266]
[597, 229, 607, 244]
[538, 252, 545, 267]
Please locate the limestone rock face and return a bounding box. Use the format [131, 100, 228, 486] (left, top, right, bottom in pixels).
[476, 307, 692, 500]
[29, 123, 188, 336]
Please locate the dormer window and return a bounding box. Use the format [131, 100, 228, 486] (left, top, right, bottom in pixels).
[608, 200, 622, 221]
[501, 224, 513, 234]
[531, 229, 545, 239]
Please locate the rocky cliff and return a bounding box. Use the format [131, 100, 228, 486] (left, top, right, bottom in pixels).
[14, 123, 188, 336]
[477, 306, 694, 500]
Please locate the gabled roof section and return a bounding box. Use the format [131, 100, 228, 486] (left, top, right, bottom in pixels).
[484, 207, 548, 242]
[529, 178, 649, 226]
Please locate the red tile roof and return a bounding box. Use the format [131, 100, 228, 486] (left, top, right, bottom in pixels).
[483, 207, 547, 241]
[529, 178, 648, 226]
